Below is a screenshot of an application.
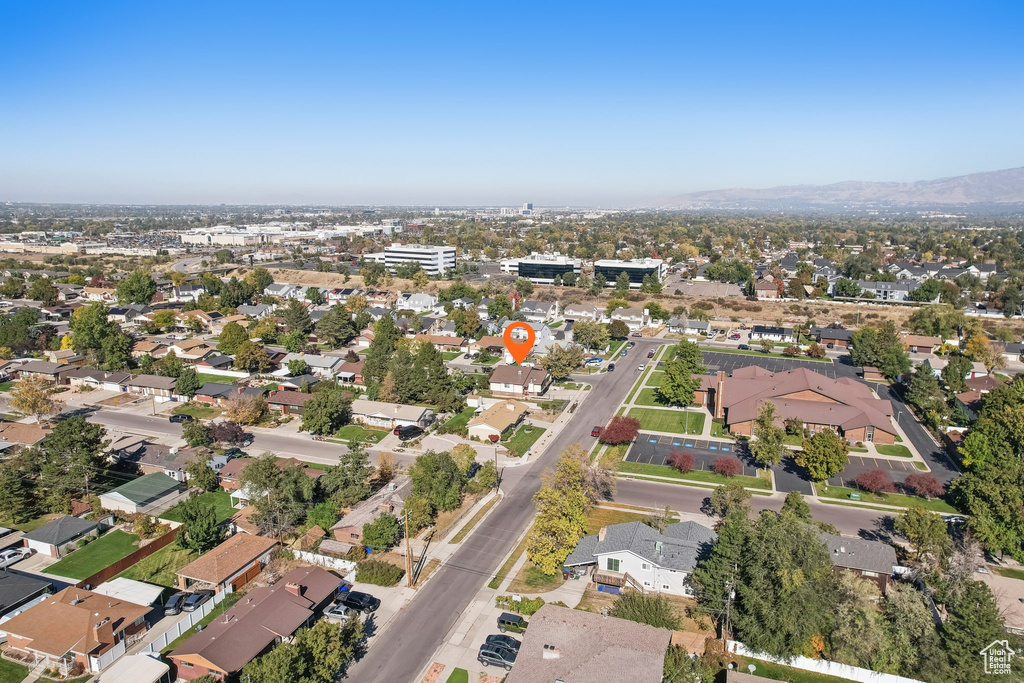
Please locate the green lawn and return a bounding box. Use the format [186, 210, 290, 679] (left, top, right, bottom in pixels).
[507, 562, 565, 594]
[443, 406, 477, 432]
[445, 669, 469, 683]
[993, 566, 1024, 581]
[172, 403, 220, 419]
[633, 387, 675, 407]
[0, 659, 29, 683]
[162, 490, 235, 523]
[196, 373, 236, 386]
[626, 407, 705, 434]
[645, 371, 665, 387]
[876, 444, 913, 458]
[619, 461, 772, 490]
[783, 434, 805, 446]
[710, 419, 735, 440]
[117, 544, 196, 586]
[43, 530, 141, 580]
[333, 424, 384, 443]
[503, 424, 546, 456]
[0, 513, 58, 533]
[441, 351, 462, 361]
[162, 592, 245, 654]
[586, 506, 655, 534]
[729, 655, 857, 683]
[607, 339, 625, 356]
[0, 381, 14, 392]
[815, 485, 958, 513]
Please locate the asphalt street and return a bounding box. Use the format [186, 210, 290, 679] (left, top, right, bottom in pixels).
[347, 338, 671, 683]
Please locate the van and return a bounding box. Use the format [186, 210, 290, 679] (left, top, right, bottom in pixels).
[394, 424, 424, 440]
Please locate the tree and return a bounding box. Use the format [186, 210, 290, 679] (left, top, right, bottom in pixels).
[942, 581, 1008, 681]
[362, 513, 401, 553]
[234, 340, 271, 372]
[0, 277, 24, 298]
[288, 358, 309, 376]
[526, 447, 593, 574]
[408, 450, 465, 513]
[176, 495, 224, 552]
[246, 267, 274, 294]
[905, 364, 950, 428]
[362, 315, 400, 385]
[608, 319, 629, 339]
[283, 299, 312, 333]
[176, 367, 201, 400]
[538, 344, 584, 380]
[758, 338, 774, 354]
[280, 329, 309, 353]
[749, 402, 786, 467]
[795, 428, 849, 482]
[115, 269, 157, 305]
[102, 332, 133, 371]
[598, 416, 640, 445]
[182, 420, 211, 448]
[315, 305, 356, 346]
[306, 501, 338, 531]
[855, 469, 896, 493]
[712, 457, 741, 476]
[487, 294, 513, 320]
[156, 349, 184, 377]
[658, 342, 705, 421]
[151, 309, 177, 331]
[876, 583, 949, 680]
[226, 395, 267, 425]
[667, 450, 694, 473]
[902, 473, 944, 498]
[895, 506, 951, 565]
[186, 459, 219, 492]
[0, 464, 32, 523]
[691, 509, 749, 631]
[833, 277, 862, 298]
[708, 479, 751, 516]
[305, 287, 325, 306]
[829, 572, 885, 668]
[10, 376, 62, 422]
[218, 321, 249, 354]
[70, 303, 117, 358]
[614, 271, 631, 295]
[850, 321, 910, 380]
[301, 388, 352, 435]
[209, 420, 248, 447]
[451, 443, 477, 475]
[27, 278, 58, 305]
[320, 442, 374, 507]
[377, 371, 398, 402]
[241, 618, 363, 683]
[781, 490, 811, 520]
[571, 320, 609, 353]
[608, 593, 681, 630]
[240, 454, 314, 536]
[513, 277, 534, 297]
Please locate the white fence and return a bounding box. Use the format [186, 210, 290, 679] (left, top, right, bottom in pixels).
[727, 641, 924, 683]
[92, 637, 126, 671]
[291, 550, 358, 576]
[142, 590, 230, 654]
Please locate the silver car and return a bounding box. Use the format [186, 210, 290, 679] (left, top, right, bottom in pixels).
[0, 548, 33, 569]
[324, 602, 354, 620]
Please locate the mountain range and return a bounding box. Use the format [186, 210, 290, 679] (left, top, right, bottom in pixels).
[665, 166, 1024, 209]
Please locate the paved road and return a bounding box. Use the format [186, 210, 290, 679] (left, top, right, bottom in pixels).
[880, 383, 960, 484]
[348, 339, 670, 683]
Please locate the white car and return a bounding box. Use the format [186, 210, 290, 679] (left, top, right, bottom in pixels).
[323, 602, 354, 621]
[0, 548, 33, 569]
[637, 364, 646, 371]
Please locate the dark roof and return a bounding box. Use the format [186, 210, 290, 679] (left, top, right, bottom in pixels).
[565, 521, 716, 571]
[23, 516, 98, 546]
[267, 390, 317, 407]
[0, 571, 52, 614]
[751, 325, 792, 336]
[822, 533, 898, 574]
[127, 374, 177, 389]
[197, 382, 238, 398]
[810, 326, 854, 341]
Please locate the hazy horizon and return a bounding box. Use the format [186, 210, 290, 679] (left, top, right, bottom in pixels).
[3, 2, 1023, 206]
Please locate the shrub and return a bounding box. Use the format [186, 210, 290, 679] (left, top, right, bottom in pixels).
[807, 343, 826, 358]
[495, 595, 545, 616]
[902, 473, 945, 499]
[855, 469, 896, 494]
[712, 457, 741, 477]
[667, 450, 694, 473]
[355, 559, 404, 586]
[599, 416, 641, 445]
[782, 345, 800, 357]
[608, 592, 681, 630]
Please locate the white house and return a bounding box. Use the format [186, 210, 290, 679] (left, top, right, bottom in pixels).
[564, 521, 717, 596]
[279, 353, 345, 379]
[397, 292, 443, 314]
[97, 473, 185, 514]
[349, 399, 435, 430]
[518, 300, 558, 323]
[610, 307, 652, 331]
[489, 365, 551, 398]
[749, 325, 795, 343]
[562, 303, 601, 322]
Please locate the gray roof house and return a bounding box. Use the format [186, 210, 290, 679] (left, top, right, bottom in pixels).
[565, 520, 716, 596]
[237, 304, 272, 319]
[23, 516, 100, 558]
[0, 571, 52, 616]
[822, 532, 899, 591]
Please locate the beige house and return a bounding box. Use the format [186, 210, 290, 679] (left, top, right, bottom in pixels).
[467, 400, 528, 441]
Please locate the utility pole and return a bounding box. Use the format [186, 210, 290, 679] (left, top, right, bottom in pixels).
[405, 509, 412, 588]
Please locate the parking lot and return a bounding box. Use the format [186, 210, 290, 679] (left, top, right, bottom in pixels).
[698, 351, 840, 379]
[826, 455, 920, 488]
[625, 432, 759, 477]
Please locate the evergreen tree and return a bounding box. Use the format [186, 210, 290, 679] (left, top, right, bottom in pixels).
[363, 315, 400, 384]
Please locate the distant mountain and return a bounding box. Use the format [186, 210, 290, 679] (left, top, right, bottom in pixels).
[665, 166, 1024, 209]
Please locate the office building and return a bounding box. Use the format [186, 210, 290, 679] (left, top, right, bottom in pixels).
[593, 258, 665, 289]
[384, 244, 456, 275]
[500, 253, 581, 284]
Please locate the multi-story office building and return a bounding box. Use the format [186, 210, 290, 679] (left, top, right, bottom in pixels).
[593, 258, 665, 289]
[500, 253, 581, 284]
[383, 244, 456, 275]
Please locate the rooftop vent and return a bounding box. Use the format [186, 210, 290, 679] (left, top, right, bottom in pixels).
[543, 645, 560, 659]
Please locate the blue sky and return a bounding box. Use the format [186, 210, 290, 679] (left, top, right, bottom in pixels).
[2, 1, 1022, 206]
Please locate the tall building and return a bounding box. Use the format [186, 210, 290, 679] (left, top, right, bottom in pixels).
[384, 244, 456, 275]
[501, 253, 581, 284]
[593, 258, 665, 289]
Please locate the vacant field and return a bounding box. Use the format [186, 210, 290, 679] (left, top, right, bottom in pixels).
[117, 545, 195, 586]
[44, 530, 140, 580]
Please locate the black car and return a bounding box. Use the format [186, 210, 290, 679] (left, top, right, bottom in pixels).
[485, 634, 521, 653]
[478, 644, 516, 670]
[223, 447, 246, 459]
[182, 589, 214, 612]
[607, 363, 615, 372]
[338, 590, 380, 613]
[738, 344, 751, 350]
[394, 424, 423, 441]
[169, 414, 195, 423]
[164, 591, 188, 616]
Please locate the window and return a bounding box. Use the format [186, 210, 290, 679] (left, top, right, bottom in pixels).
[861, 570, 879, 577]
[641, 562, 650, 571]
[179, 661, 193, 668]
[606, 558, 620, 572]
[662, 584, 670, 590]
[643, 581, 652, 587]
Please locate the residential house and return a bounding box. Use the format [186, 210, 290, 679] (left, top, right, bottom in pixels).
[337, 359, 364, 383]
[965, 374, 1006, 393]
[489, 366, 551, 398]
[44, 348, 84, 365]
[266, 389, 316, 415]
[236, 304, 272, 319]
[857, 279, 922, 302]
[0, 571, 52, 620]
[900, 334, 942, 354]
[2, 587, 149, 674]
[822, 532, 899, 592]
[748, 325, 795, 343]
[275, 374, 320, 391]
[955, 390, 984, 421]
[125, 374, 177, 401]
[279, 353, 344, 379]
[98, 473, 186, 514]
[519, 300, 558, 323]
[610, 307, 652, 332]
[503, 604, 672, 683]
[330, 477, 410, 544]
[195, 383, 267, 406]
[211, 314, 248, 335]
[397, 292, 442, 314]
[115, 442, 204, 481]
[64, 369, 131, 392]
[754, 276, 780, 300]
[354, 329, 374, 348]
[83, 286, 117, 303]
[22, 516, 100, 558]
[195, 354, 235, 372]
[999, 342, 1023, 364]
[168, 337, 217, 362]
[666, 317, 710, 336]
[476, 298, 494, 319]
[0, 421, 50, 451]
[412, 334, 467, 352]
[349, 399, 435, 430]
[168, 566, 342, 681]
[470, 335, 506, 355]
[467, 400, 528, 441]
[450, 296, 475, 310]
[175, 534, 279, 593]
[16, 361, 76, 384]
[107, 304, 151, 325]
[565, 521, 716, 596]
[221, 458, 323, 499]
[562, 303, 601, 322]
[810, 326, 854, 349]
[131, 340, 168, 359]
[171, 284, 206, 303]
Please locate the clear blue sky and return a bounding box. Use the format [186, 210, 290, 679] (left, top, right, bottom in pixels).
[2, 1, 1022, 206]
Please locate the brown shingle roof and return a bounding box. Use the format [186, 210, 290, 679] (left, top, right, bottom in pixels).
[175, 534, 278, 586]
[267, 390, 316, 407]
[489, 365, 549, 387]
[0, 421, 50, 446]
[468, 400, 528, 433]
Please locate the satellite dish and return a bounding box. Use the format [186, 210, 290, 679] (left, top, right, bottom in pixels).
[748, 664, 756, 674]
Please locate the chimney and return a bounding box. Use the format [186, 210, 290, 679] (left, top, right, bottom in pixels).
[237, 386, 244, 394]
[285, 582, 305, 597]
[506, 402, 514, 411]
[598, 526, 607, 542]
[543, 645, 560, 659]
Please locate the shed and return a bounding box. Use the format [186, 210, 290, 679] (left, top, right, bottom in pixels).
[98, 473, 185, 514]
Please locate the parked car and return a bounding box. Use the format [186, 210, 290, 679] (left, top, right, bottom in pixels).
[631, 332, 642, 337]
[182, 590, 214, 612]
[323, 602, 354, 621]
[478, 643, 517, 670]
[497, 612, 528, 633]
[169, 414, 194, 423]
[591, 426, 603, 437]
[619, 349, 627, 357]
[826, 343, 834, 349]
[738, 344, 751, 350]
[0, 548, 33, 569]
[485, 634, 522, 653]
[394, 425, 424, 441]
[647, 349, 655, 358]
[338, 590, 380, 613]
[164, 591, 188, 616]
[626, 341, 635, 348]
[729, 333, 741, 340]
[637, 364, 646, 371]
[607, 363, 615, 371]
[223, 447, 246, 459]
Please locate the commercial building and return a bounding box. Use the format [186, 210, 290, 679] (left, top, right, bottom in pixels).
[383, 244, 456, 275]
[593, 258, 665, 289]
[500, 253, 581, 284]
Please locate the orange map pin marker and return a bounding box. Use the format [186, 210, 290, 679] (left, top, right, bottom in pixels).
[503, 322, 535, 365]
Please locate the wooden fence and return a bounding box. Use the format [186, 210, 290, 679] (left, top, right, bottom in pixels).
[76, 527, 179, 589]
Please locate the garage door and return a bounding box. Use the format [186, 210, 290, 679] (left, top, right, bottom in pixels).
[230, 561, 262, 592]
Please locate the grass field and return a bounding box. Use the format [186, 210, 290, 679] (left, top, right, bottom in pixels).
[196, 373, 236, 386]
[162, 490, 235, 523]
[0, 381, 14, 392]
[586, 506, 653, 534]
[44, 530, 141, 580]
[172, 403, 220, 419]
[815, 485, 958, 513]
[507, 562, 564, 594]
[876, 444, 913, 458]
[730, 655, 856, 683]
[619, 461, 772, 490]
[442, 406, 476, 432]
[503, 424, 546, 456]
[441, 351, 462, 361]
[0, 659, 29, 683]
[993, 566, 1024, 581]
[626, 407, 705, 434]
[117, 545, 195, 586]
[633, 387, 674, 407]
[645, 371, 665, 386]
[333, 424, 384, 443]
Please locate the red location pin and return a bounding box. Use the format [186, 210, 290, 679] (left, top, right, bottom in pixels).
[503, 322, 536, 365]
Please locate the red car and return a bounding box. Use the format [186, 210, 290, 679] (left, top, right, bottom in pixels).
[591, 426, 603, 437]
